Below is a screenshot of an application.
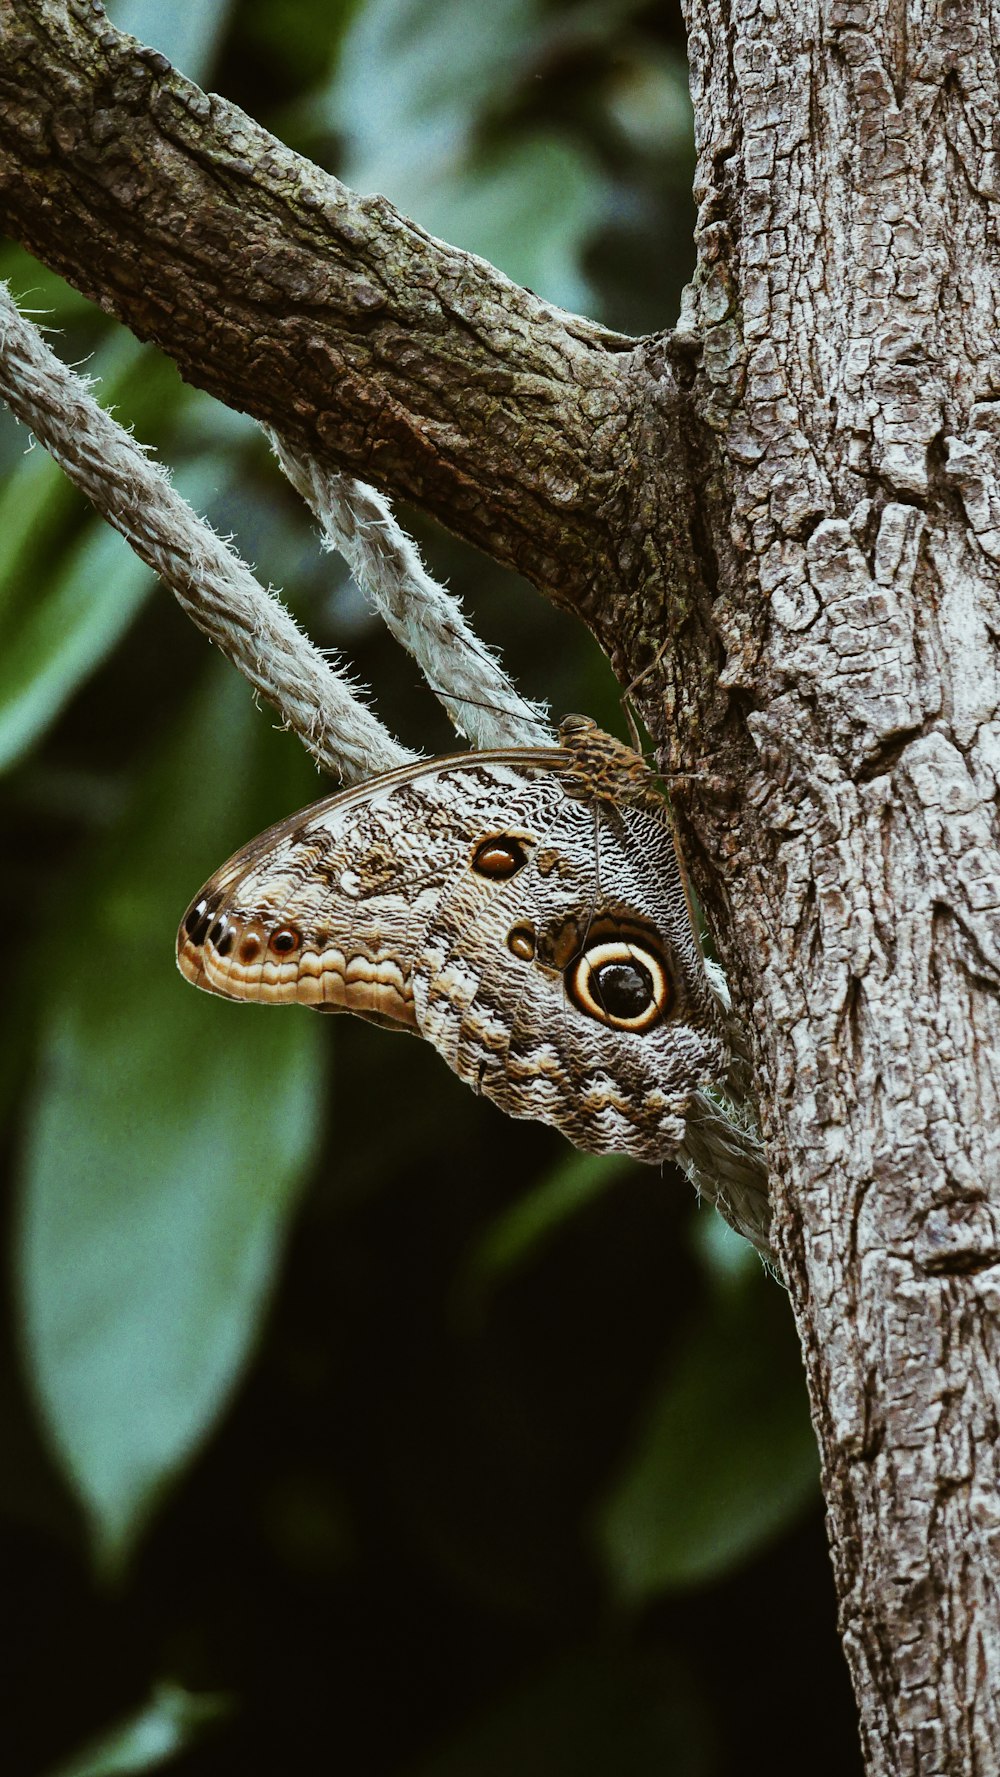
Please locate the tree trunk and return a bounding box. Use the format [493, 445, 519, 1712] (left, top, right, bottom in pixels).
[2, 0, 1000, 1769]
[677, 2, 1000, 1769]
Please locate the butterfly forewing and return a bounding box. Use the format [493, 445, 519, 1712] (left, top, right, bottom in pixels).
[177, 725, 728, 1162]
[415, 790, 723, 1159]
[178, 754, 562, 1026]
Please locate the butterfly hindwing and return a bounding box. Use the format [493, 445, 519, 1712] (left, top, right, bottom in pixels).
[177, 725, 728, 1162]
[413, 788, 724, 1159]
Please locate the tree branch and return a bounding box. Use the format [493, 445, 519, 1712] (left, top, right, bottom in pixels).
[0, 0, 642, 616]
[0, 0, 730, 781]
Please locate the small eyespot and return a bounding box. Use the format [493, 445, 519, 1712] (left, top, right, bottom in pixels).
[208, 917, 235, 959]
[566, 935, 671, 1032]
[183, 896, 223, 949]
[507, 922, 536, 961]
[239, 934, 262, 964]
[471, 836, 529, 880]
[269, 927, 300, 955]
[183, 899, 209, 938]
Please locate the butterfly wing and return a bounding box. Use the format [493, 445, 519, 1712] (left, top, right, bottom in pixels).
[177, 743, 727, 1162]
[410, 787, 727, 1160]
[176, 751, 560, 1029]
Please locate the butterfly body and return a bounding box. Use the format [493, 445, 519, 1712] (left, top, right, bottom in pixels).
[177, 720, 727, 1160]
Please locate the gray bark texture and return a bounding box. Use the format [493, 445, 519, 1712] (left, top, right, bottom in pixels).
[678, 4, 1000, 1772]
[2, 0, 999, 1770]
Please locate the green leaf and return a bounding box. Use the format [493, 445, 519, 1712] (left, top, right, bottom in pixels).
[0, 332, 154, 596]
[18, 666, 325, 1572]
[43, 1681, 230, 1777]
[335, 0, 541, 165]
[596, 1260, 819, 1598]
[331, 0, 610, 310]
[0, 519, 155, 774]
[0, 433, 81, 592]
[0, 338, 211, 774]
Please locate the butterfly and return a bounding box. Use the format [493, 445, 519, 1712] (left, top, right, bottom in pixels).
[176, 716, 728, 1161]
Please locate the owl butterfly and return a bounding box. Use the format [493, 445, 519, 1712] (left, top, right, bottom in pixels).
[177, 717, 728, 1161]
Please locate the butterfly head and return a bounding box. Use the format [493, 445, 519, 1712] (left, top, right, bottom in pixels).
[557, 714, 661, 810]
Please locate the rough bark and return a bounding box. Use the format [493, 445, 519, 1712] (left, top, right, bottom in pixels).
[3, 0, 1000, 1771]
[678, 0, 1000, 1770]
[0, 0, 636, 621]
[0, 0, 725, 712]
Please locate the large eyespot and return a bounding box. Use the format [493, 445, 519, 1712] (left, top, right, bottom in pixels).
[567, 936, 671, 1032]
[471, 835, 529, 880]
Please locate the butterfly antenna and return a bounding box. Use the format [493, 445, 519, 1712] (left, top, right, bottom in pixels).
[623, 695, 644, 755]
[621, 637, 670, 705]
[422, 683, 552, 727]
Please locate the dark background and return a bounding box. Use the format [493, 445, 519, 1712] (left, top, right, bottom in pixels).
[0, 2, 862, 1772]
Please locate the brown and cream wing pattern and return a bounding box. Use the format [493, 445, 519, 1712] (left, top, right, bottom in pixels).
[176, 723, 728, 1162]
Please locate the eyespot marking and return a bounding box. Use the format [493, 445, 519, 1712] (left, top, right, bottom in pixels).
[239, 934, 262, 964]
[269, 926, 301, 955]
[593, 958, 654, 1018]
[507, 922, 536, 961]
[471, 835, 529, 881]
[183, 899, 210, 938]
[566, 933, 672, 1032]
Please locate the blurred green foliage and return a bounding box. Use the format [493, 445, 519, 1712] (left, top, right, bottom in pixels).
[44, 1684, 232, 1777]
[20, 668, 324, 1575]
[0, 3, 861, 1775]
